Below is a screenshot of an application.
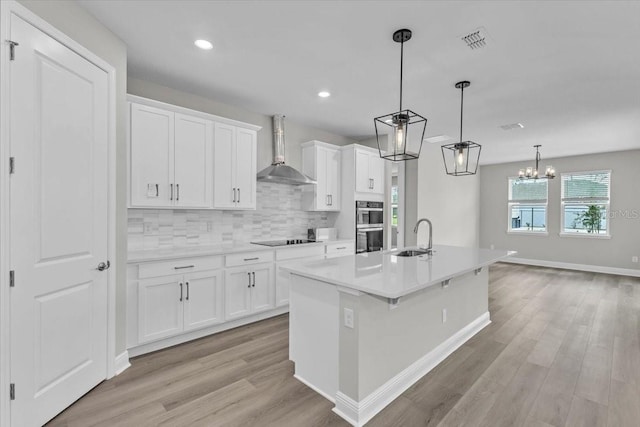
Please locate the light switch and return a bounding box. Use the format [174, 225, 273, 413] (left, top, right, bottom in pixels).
[344, 308, 354, 329]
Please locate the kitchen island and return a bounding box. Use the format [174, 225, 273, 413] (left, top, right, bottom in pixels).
[282, 245, 513, 426]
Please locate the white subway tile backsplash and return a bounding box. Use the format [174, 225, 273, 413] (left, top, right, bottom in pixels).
[128, 182, 336, 250]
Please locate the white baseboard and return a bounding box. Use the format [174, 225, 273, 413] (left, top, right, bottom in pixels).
[333, 312, 491, 427]
[294, 374, 335, 404]
[128, 306, 289, 357]
[503, 257, 640, 277]
[114, 350, 130, 376]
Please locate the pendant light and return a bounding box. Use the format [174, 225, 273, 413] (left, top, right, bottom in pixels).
[374, 29, 427, 162]
[441, 81, 481, 176]
[518, 145, 555, 179]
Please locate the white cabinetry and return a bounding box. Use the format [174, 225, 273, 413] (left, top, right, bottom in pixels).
[301, 141, 341, 211]
[275, 245, 325, 307]
[213, 123, 257, 210]
[325, 241, 356, 258]
[224, 264, 274, 320]
[355, 147, 385, 195]
[129, 102, 213, 208]
[137, 257, 223, 344]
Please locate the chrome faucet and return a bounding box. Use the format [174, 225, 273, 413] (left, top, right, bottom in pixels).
[414, 218, 433, 252]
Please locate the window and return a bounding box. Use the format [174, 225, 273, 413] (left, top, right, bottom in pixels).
[508, 177, 548, 233]
[561, 170, 611, 236]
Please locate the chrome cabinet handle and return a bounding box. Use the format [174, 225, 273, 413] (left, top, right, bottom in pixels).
[174, 265, 195, 270]
[96, 261, 110, 271]
[155, 184, 159, 197]
[329, 194, 332, 206]
[170, 183, 174, 200]
[336, 246, 346, 250]
[176, 184, 180, 201]
[179, 282, 183, 302]
[233, 188, 236, 203]
[244, 257, 259, 261]
[186, 281, 189, 301]
[252, 272, 256, 287]
[247, 272, 251, 288]
[238, 188, 241, 204]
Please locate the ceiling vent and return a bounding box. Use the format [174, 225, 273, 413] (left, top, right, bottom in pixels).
[461, 27, 489, 50]
[499, 123, 525, 131]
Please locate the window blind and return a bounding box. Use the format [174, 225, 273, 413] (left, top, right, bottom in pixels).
[562, 171, 610, 202]
[509, 178, 548, 202]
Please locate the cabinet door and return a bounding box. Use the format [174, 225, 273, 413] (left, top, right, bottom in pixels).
[355, 149, 371, 193]
[174, 113, 213, 208]
[275, 263, 290, 307]
[326, 148, 341, 210]
[224, 268, 252, 320]
[251, 264, 274, 313]
[315, 147, 329, 209]
[369, 154, 385, 195]
[130, 103, 174, 207]
[138, 276, 183, 343]
[183, 270, 223, 331]
[213, 123, 236, 209]
[235, 128, 257, 209]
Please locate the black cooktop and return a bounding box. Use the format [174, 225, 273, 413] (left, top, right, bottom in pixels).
[251, 239, 316, 247]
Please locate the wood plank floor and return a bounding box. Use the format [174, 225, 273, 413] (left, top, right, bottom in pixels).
[47, 263, 640, 427]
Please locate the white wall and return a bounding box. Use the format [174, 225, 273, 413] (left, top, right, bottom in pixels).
[18, 0, 129, 354]
[410, 143, 480, 248]
[480, 149, 640, 271]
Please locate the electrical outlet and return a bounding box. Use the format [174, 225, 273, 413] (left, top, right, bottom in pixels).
[144, 223, 153, 234]
[344, 308, 354, 329]
[633, 256, 639, 263]
[442, 308, 447, 323]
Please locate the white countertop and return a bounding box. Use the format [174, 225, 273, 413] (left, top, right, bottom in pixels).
[281, 245, 515, 299]
[127, 239, 354, 263]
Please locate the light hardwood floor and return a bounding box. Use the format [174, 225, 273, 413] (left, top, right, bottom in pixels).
[47, 263, 640, 427]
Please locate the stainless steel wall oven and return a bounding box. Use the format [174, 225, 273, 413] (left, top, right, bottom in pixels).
[356, 201, 384, 253]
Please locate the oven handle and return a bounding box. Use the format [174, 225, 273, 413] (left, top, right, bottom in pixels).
[357, 224, 384, 229]
[357, 207, 384, 212]
[357, 227, 384, 232]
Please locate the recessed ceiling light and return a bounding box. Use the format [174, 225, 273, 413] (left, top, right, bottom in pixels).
[499, 122, 524, 131]
[194, 39, 213, 50]
[318, 91, 331, 98]
[424, 134, 453, 144]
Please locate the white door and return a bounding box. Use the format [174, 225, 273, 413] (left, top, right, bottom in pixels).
[183, 271, 223, 331]
[130, 103, 174, 207]
[9, 15, 109, 427]
[355, 150, 371, 193]
[174, 113, 213, 208]
[326, 148, 340, 210]
[137, 276, 184, 344]
[251, 265, 274, 313]
[316, 147, 329, 209]
[224, 268, 252, 319]
[274, 264, 290, 307]
[235, 128, 257, 209]
[213, 123, 236, 209]
[369, 154, 385, 195]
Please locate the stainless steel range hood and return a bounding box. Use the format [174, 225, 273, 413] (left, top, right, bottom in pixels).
[256, 115, 316, 186]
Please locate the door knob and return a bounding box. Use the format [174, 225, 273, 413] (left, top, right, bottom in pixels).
[96, 261, 110, 271]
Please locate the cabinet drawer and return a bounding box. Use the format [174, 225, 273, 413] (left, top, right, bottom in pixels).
[326, 242, 355, 255]
[276, 245, 325, 261]
[225, 251, 274, 267]
[138, 256, 223, 279]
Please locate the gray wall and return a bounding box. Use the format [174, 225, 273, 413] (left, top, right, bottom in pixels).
[414, 143, 480, 248]
[18, 0, 129, 355]
[128, 77, 358, 172]
[480, 149, 640, 271]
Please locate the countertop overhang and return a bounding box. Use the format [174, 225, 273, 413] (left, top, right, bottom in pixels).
[282, 245, 515, 299]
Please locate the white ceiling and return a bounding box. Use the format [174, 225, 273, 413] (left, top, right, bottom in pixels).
[78, 0, 640, 165]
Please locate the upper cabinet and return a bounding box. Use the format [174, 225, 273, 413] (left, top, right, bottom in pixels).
[301, 141, 341, 211]
[128, 95, 260, 210]
[213, 123, 257, 210]
[354, 146, 385, 195]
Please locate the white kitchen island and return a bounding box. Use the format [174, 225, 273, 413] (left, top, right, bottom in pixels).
[282, 245, 513, 426]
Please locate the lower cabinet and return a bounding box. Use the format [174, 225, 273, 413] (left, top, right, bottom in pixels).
[224, 263, 274, 320]
[138, 270, 223, 344]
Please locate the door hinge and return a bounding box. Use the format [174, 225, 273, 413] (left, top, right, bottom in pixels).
[6, 40, 19, 61]
[9, 157, 15, 174]
[9, 383, 15, 400]
[9, 270, 14, 288]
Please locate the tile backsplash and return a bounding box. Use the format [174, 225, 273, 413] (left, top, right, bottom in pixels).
[128, 182, 337, 250]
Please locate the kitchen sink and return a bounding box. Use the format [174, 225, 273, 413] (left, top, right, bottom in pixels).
[394, 249, 431, 257]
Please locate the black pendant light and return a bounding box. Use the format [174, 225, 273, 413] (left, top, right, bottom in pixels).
[441, 81, 481, 176]
[518, 145, 555, 179]
[374, 29, 427, 162]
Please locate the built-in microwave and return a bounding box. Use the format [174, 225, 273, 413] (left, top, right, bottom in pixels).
[356, 201, 384, 253]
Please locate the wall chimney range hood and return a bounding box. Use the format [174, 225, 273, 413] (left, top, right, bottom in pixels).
[257, 115, 316, 186]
